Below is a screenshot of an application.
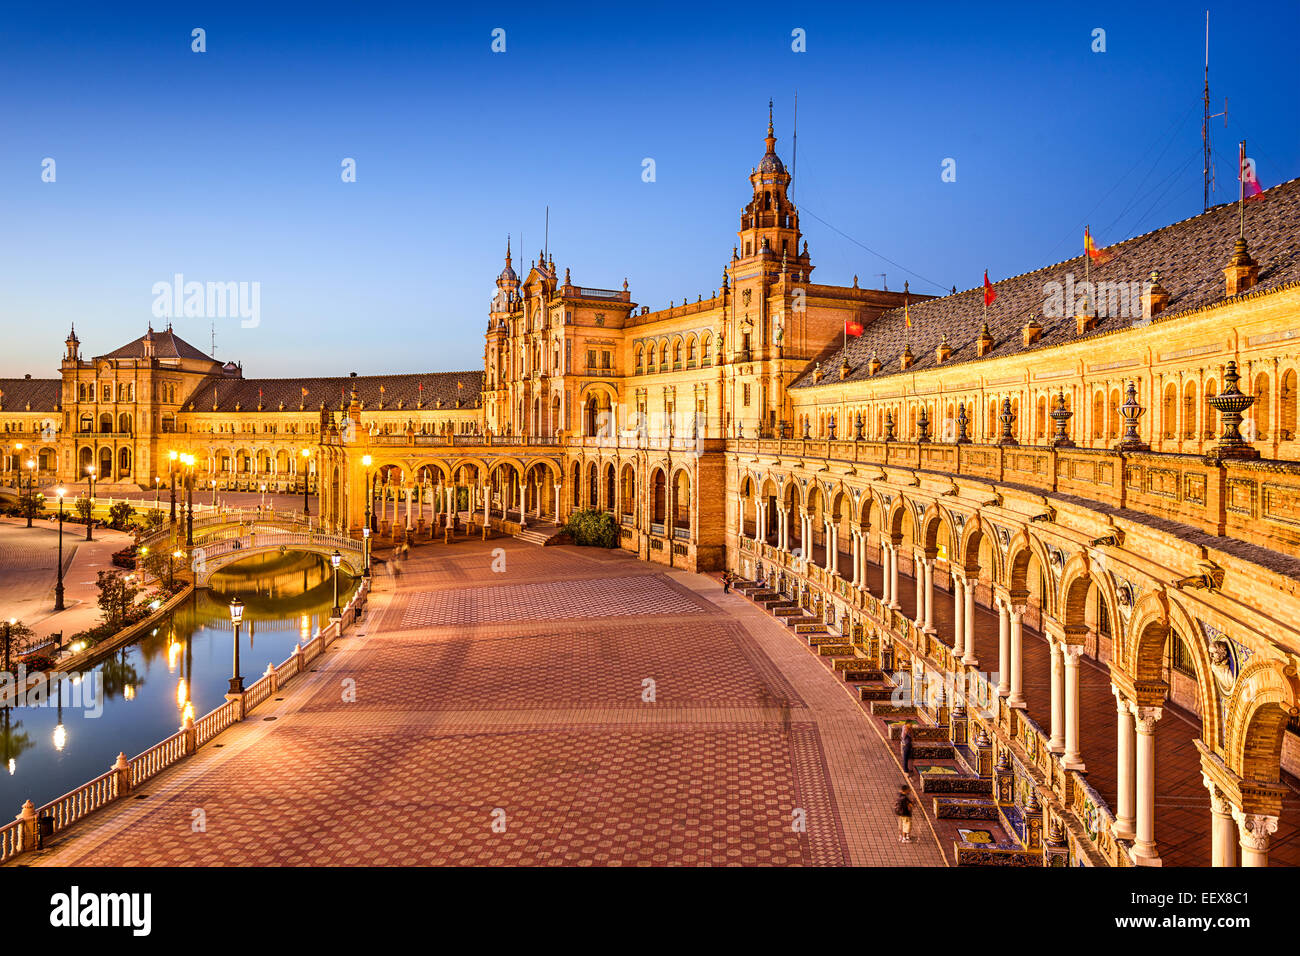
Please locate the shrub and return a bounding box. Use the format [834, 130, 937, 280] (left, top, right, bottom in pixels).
[108, 501, 135, 530]
[562, 509, 617, 548]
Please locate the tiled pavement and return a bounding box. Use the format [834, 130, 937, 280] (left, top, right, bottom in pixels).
[28, 537, 944, 866]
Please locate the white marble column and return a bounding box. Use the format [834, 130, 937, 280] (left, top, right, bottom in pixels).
[1115, 689, 1136, 839]
[553, 482, 561, 522]
[923, 560, 935, 633]
[850, 532, 860, 587]
[1233, 809, 1278, 868]
[1204, 777, 1236, 867]
[1008, 606, 1026, 708]
[961, 580, 978, 666]
[878, 543, 890, 603]
[913, 555, 924, 626]
[829, 525, 838, 573]
[857, 535, 869, 593]
[952, 577, 965, 656]
[996, 599, 1010, 695]
[404, 484, 412, 531]
[888, 545, 900, 609]
[1048, 639, 1065, 752]
[1062, 644, 1085, 770]
[1132, 704, 1161, 864]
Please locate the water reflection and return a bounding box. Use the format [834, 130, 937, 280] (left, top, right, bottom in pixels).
[0, 550, 356, 811]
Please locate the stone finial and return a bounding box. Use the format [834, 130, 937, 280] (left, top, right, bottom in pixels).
[1023, 315, 1043, 347]
[976, 321, 994, 357]
[812, 361, 824, 384]
[1141, 270, 1170, 319]
[935, 334, 952, 364]
[839, 358, 851, 380]
[867, 353, 881, 376]
[900, 343, 914, 370]
[1225, 237, 1259, 295]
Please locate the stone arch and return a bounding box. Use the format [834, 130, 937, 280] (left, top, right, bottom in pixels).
[1165, 598, 1223, 751]
[856, 490, 874, 530]
[956, 515, 995, 578]
[1006, 529, 1056, 616]
[883, 497, 906, 543]
[1223, 658, 1300, 783]
[1123, 590, 1172, 700]
[918, 504, 950, 558]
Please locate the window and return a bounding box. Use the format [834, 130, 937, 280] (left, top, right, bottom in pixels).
[742, 384, 751, 407]
[587, 349, 596, 370]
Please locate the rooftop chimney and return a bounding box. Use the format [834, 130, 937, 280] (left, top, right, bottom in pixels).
[1224, 238, 1259, 296]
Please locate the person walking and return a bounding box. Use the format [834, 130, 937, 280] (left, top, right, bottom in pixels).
[900, 725, 914, 774]
[722, 571, 732, 594]
[894, 784, 915, 843]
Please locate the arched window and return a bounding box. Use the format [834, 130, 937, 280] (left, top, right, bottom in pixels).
[1281, 370, 1297, 441]
[701, 334, 713, 367]
[1183, 381, 1198, 440]
[1036, 395, 1047, 439]
[635, 347, 643, 373]
[1254, 372, 1271, 440]
[1108, 388, 1121, 440]
[1203, 379, 1219, 439]
[1092, 390, 1105, 439]
[1163, 383, 1177, 439]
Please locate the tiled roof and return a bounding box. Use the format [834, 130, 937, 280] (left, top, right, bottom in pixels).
[183, 371, 483, 413]
[96, 327, 216, 363]
[0, 378, 60, 412]
[795, 177, 1300, 387]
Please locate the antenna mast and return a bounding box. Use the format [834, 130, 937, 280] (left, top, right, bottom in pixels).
[210, 318, 216, 358]
[1202, 10, 1211, 213]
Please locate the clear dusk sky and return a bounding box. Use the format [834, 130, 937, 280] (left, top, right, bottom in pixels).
[1, 0, 1297, 378]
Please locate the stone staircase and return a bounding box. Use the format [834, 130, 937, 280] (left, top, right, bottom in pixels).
[733, 573, 1037, 865]
[514, 523, 563, 547]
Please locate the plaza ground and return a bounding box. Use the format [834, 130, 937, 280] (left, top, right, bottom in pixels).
[24, 535, 945, 866]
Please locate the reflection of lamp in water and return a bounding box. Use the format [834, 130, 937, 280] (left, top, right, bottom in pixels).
[3, 708, 13, 775]
[176, 676, 188, 709]
[123, 684, 135, 701]
[182, 700, 194, 723]
[53, 679, 66, 751]
[167, 637, 181, 673]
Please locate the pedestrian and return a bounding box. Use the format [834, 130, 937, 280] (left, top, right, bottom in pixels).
[722, 571, 732, 594]
[894, 784, 914, 843]
[900, 724, 914, 774]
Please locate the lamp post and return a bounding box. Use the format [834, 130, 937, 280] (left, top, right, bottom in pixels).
[361, 455, 373, 577]
[54, 488, 66, 611]
[330, 549, 342, 619]
[182, 453, 195, 548]
[168, 449, 178, 531]
[210, 479, 217, 508]
[24, 458, 35, 528]
[12, 442, 20, 492]
[154, 475, 161, 508]
[85, 465, 95, 541]
[168, 549, 182, 590]
[301, 448, 312, 515]
[228, 596, 244, 695]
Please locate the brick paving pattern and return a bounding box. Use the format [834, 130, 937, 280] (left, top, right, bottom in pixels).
[29, 537, 942, 866]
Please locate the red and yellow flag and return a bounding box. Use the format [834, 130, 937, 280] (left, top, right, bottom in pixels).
[845, 317, 864, 337]
[983, 270, 997, 307]
[904, 302, 912, 330]
[1084, 227, 1113, 263]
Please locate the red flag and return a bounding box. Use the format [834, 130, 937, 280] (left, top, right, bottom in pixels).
[845, 317, 864, 337]
[1240, 142, 1264, 202]
[983, 270, 997, 307]
[1084, 227, 1114, 264]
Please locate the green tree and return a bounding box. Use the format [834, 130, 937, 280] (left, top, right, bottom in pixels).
[20, 489, 44, 522]
[108, 501, 135, 530]
[96, 570, 143, 628]
[74, 495, 93, 525]
[562, 509, 618, 548]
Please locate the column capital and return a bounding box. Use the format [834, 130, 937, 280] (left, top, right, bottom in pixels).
[1111, 683, 1130, 712]
[1231, 809, 1279, 850]
[1202, 774, 1234, 816]
[1130, 703, 1162, 732]
[1061, 644, 1086, 663]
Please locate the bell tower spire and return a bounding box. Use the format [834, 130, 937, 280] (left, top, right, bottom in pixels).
[735, 102, 808, 277]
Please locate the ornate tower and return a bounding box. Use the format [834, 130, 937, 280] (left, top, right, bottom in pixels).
[735, 101, 808, 274]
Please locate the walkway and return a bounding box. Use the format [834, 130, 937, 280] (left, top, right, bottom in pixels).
[795, 537, 1300, 867]
[27, 536, 943, 866]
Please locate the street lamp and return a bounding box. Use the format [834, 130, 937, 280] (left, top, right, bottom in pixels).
[228, 596, 244, 695]
[301, 448, 312, 515]
[330, 549, 342, 619]
[12, 442, 20, 492]
[181, 453, 195, 548]
[169, 549, 182, 590]
[168, 449, 178, 530]
[54, 487, 66, 611]
[210, 479, 217, 508]
[361, 455, 373, 578]
[24, 458, 35, 528]
[85, 465, 95, 541]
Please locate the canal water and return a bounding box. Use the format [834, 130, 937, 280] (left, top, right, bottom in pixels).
[0, 550, 358, 813]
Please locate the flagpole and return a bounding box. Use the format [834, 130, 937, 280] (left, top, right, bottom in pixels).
[1239, 139, 1246, 239]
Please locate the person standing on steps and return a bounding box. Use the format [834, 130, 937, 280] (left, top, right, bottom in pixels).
[900, 724, 914, 774]
[894, 784, 915, 843]
[722, 571, 732, 594]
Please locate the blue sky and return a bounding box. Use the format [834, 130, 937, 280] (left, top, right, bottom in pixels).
[2, 0, 1296, 377]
